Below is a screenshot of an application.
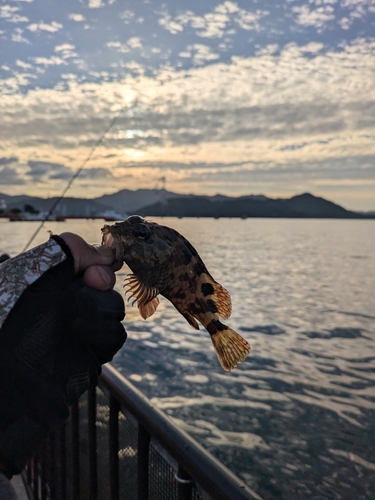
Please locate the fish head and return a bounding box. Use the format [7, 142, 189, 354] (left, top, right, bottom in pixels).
[101, 215, 174, 274]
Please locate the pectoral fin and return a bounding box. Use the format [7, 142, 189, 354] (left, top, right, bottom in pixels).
[124, 274, 160, 319]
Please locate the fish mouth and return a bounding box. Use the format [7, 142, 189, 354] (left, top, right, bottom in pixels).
[101, 225, 125, 262]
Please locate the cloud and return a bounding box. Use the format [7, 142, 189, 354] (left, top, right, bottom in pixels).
[179, 44, 220, 66]
[339, 17, 351, 29]
[55, 43, 75, 52]
[0, 5, 28, 23]
[68, 13, 86, 22]
[54, 44, 77, 60]
[291, 5, 335, 29]
[27, 21, 63, 33]
[27, 160, 72, 181]
[120, 10, 135, 24]
[0, 165, 26, 185]
[338, 0, 375, 28]
[1, 38, 374, 207]
[0, 157, 25, 185]
[88, 0, 104, 8]
[11, 27, 30, 43]
[16, 59, 32, 69]
[159, 2, 268, 38]
[1, 39, 374, 151]
[25, 160, 114, 182]
[0, 156, 18, 166]
[107, 37, 142, 53]
[33, 56, 65, 66]
[77, 168, 114, 179]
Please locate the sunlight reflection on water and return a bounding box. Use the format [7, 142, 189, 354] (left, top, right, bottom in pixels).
[1, 217, 375, 499]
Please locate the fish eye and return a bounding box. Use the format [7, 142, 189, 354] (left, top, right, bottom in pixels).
[127, 215, 145, 225]
[134, 223, 151, 239]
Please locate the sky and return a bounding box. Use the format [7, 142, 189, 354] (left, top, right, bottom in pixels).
[0, 0, 374, 210]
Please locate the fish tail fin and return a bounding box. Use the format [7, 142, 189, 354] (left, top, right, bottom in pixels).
[211, 327, 251, 371]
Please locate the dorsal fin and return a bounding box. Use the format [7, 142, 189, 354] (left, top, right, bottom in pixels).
[124, 274, 160, 319]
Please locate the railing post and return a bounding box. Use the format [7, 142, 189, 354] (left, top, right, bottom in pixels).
[88, 387, 98, 500]
[137, 424, 150, 500]
[58, 426, 67, 500]
[32, 455, 39, 499]
[40, 442, 48, 500]
[109, 394, 120, 500]
[49, 433, 57, 498]
[71, 401, 80, 500]
[176, 465, 193, 500]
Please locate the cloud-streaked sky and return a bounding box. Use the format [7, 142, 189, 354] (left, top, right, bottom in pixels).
[1, 0, 374, 210]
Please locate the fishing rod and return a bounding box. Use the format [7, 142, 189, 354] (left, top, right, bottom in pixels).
[22, 111, 124, 253]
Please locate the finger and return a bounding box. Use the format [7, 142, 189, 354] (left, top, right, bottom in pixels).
[59, 232, 115, 274]
[83, 265, 116, 290]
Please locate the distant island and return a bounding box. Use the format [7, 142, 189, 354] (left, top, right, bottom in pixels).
[0, 189, 374, 220]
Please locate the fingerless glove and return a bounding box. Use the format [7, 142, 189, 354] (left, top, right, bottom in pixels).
[0, 236, 126, 476]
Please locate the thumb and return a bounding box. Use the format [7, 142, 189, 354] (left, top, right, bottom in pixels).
[59, 232, 115, 274]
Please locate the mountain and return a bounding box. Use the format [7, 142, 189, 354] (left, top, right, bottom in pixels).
[0, 190, 372, 219]
[0, 194, 115, 218]
[93, 189, 192, 214]
[137, 192, 370, 219]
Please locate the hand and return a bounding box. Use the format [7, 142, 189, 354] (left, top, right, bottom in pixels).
[0, 233, 127, 477]
[58, 231, 123, 290]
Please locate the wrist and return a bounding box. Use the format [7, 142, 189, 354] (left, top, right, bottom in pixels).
[0, 238, 70, 331]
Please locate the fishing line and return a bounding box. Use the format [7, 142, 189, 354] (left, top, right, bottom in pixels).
[22, 111, 124, 253]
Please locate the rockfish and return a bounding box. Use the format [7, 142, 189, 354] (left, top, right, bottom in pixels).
[101, 215, 251, 371]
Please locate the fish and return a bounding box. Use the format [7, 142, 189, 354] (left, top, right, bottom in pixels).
[101, 215, 251, 371]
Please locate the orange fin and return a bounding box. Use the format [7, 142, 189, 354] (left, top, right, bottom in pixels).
[124, 274, 160, 319]
[202, 274, 232, 320]
[139, 297, 160, 320]
[211, 327, 251, 371]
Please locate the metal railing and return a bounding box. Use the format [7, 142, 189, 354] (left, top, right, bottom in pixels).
[23, 364, 261, 500]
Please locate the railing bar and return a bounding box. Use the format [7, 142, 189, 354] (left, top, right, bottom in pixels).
[71, 401, 80, 500]
[109, 394, 120, 500]
[99, 364, 260, 500]
[88, 387, 98, 500]
[137, 424, 150, 500]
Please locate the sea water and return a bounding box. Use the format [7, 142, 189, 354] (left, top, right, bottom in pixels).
[1, 217, 374, 499]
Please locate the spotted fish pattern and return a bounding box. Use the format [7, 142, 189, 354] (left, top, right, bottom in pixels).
[101, 215, 251, 371]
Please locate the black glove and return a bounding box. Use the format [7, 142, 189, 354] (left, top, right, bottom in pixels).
[0, 236, 126, 477]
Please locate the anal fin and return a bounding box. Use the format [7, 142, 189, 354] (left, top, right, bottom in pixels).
[181, 311, 200, 330]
